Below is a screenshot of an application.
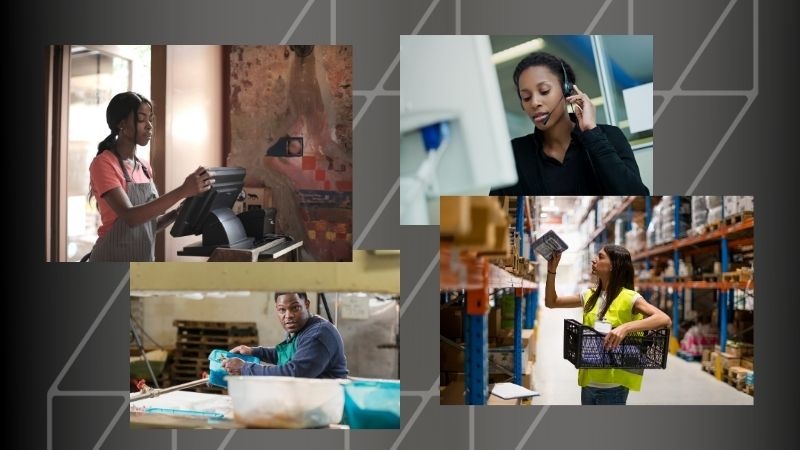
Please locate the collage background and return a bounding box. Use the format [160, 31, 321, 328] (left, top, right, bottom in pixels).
[11, 0, 798, 448]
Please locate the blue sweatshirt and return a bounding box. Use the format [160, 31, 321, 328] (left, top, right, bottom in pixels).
[241, 315, 348, 378]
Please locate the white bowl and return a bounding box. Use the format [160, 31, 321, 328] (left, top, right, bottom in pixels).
[225, 376, 346, 428]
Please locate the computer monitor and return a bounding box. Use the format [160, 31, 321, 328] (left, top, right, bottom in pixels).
[400, 35, 518, 225]
[171, 166, 251, 254]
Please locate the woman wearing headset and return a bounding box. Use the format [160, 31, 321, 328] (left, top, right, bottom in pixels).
[490, 52, 649, 195]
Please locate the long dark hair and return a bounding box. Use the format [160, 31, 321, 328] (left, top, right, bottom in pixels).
[584, 244, 635, 319]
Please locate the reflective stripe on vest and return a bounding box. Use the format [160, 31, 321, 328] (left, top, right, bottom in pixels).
[578, 288, 645, 391]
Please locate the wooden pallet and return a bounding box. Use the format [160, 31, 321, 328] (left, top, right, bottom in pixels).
[721, 270, 753, 283]
[177, 334, 259, 346]
[705, 221, 722, 233]
[702, 273, 721, 282]
[724, 211, 753, 226]
[174, 320, 258, 337]
[744, 385, 754, 396]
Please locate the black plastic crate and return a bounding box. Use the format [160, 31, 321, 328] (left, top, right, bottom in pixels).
[563, 319, 669, 369]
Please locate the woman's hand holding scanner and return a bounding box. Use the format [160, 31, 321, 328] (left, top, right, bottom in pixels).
[603, 322, 631, 350]
[222, 357, 246, 375]
[181, 166, 215, 197]
[567, 85, 597, 132]
[547, 251, 562, 273]
[229, 345, 254, 355]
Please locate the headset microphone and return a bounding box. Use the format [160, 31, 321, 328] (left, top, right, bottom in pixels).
[541, 60, 571, 127]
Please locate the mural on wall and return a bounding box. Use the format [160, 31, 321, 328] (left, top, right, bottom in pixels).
[227, 45, 353, 262]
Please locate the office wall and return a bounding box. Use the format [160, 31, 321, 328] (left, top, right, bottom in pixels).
[634, 145, 654, 194]
[163, 45, 224, 261]
[226, 46, 353, 262]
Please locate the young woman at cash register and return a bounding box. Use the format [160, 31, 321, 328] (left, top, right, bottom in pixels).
[87, 91, 213, 261]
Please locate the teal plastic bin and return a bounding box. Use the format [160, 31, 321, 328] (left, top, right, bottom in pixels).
[342, 378, 400, 429]
[207, 349, 261, 388]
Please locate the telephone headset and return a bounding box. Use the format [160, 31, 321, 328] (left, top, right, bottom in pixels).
[542, 58, 601, 192]
[541, 59, 574, 126]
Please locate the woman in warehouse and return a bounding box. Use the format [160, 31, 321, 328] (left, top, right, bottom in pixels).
[86, 91, 213, 261]
[544, 244, 671, 405]
[489, 52, 649, 195]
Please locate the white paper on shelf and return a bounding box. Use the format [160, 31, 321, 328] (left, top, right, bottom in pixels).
[491, 382, 540, 400]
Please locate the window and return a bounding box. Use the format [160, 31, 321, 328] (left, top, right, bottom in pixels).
[58, 45, 150, 261]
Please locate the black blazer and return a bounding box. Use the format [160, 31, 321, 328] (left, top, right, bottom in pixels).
[490, 123, 650, 196]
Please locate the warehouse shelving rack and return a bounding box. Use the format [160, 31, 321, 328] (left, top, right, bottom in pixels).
[440, 196, 539, 405]
[580, 196, 754, 355]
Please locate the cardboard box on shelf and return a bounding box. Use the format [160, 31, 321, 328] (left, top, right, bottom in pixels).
[440, 380, 465, 405]
[726, 342, 754, 358]
[441, 306, 463, 340]
[741, 358, 754, 370]
[440, 342, 465, 372]
[488, 307, 501, 338]
[521, 361, 534, 390]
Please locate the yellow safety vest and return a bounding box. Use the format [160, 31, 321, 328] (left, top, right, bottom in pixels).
[578, 287, 645, 391]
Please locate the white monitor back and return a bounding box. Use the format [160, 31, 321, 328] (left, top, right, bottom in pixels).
[400, 36, 517, 223]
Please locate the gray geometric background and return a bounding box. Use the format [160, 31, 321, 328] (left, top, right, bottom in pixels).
[13, 0, 799, 449]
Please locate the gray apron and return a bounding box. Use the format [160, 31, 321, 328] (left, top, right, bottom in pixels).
[89, 155, 158, 262]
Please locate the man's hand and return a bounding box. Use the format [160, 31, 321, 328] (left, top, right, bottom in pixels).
[222, 357, 246, 375]
[229, 345, 253, 355]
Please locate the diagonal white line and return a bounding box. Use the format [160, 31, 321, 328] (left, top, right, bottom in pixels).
[331, 0, 336, 44]
[391, 377, 440, 450]
[400, 251, 439, 318]
[585, 0, 613, 34]
[412, 0, 441, 35]
[49, 273, 129, 391]
[514, 405, 551, 450]
[353, 92, 376, 129]
[218, 430, 237, 450]
[93, 398, 129, 450]
[655, 0, 739, 123]
[353, 178, 399, 249]
[356, 0, 439, 128]
[688, 0, 759, 192]
[686, 95, 755, 194]
[280, 0, 317, 44]
[48, 272, 129, 450]
[676, 0, 738, 90]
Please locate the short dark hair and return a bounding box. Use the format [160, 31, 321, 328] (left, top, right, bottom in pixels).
[274, 292, 308, 302]
[512, 51, 576, 99]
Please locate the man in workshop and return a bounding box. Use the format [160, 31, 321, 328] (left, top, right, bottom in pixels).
[223, 292, 348, 378]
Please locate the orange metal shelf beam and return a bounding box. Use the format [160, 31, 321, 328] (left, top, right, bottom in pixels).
[632, 217, 754, 261]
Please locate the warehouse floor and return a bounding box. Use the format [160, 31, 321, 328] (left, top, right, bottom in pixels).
[532, 285, 754, 405]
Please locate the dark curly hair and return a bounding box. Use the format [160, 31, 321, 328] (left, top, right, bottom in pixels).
[512, 51, 576, 100]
